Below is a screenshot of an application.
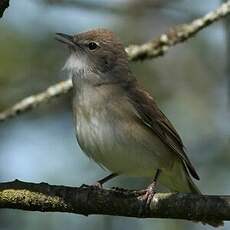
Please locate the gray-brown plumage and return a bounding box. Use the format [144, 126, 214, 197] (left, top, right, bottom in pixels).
[56, 29, 223, 227]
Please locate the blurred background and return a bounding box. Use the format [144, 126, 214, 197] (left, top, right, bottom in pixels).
[0, 0, 230, 229]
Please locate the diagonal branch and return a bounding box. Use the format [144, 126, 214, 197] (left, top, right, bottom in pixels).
[1, 1, 230, 122]
[0, 180, 228, 225]
[0, 80, 72, 121]
[126, 0, 230, 61]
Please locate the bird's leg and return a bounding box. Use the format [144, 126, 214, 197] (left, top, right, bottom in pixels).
[80, 173, 118, 189]
[140, 169, 161, 212]
[94, 173, 118, 188]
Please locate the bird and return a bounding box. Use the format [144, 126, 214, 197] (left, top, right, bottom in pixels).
[56, 28, 223, 227]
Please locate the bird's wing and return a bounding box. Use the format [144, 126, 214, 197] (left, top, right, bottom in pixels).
[127, 84, 200, 180]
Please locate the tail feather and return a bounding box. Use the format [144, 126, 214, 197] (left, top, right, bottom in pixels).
[185, 166, 201, 194]
[161, 161, 223, 227]
[183, 164, 224, 227]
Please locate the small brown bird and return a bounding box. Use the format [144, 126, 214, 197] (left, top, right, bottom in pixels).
[56, 29, 223, 227]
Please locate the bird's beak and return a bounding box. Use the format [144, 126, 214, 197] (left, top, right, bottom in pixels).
[55, 33, 75, 46]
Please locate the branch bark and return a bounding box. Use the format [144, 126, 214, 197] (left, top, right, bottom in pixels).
[126, 1, 230, 61]
[0, 0, 9, 18]
[0, 180, 228, 224]
[0, 1, 230, 121]
[0, 79, 72, 120]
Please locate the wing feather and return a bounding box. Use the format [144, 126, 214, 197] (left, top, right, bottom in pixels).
[126, 84, 199, 180]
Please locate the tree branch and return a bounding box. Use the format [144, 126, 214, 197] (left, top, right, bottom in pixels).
[126, 1, 230, 61]
[0, 79, 72, 121]
[0, 180, 228, 224]
[0, 0, 9, 18]
[1, 1, 230, 122]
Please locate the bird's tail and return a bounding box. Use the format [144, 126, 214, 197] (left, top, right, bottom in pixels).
[183, 165, 224, 228]
[161, 161, 224, 227]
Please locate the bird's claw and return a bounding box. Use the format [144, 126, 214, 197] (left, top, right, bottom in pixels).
[79, 182, 103, 189]
[138, 183, 156, 216]
[79, 183, 90, 188]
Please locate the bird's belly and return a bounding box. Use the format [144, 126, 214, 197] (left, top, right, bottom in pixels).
[75, 110, 175, 177]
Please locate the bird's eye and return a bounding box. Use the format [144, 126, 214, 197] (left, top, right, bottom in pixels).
[88, 42, 98, 50]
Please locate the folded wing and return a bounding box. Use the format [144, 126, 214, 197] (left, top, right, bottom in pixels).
[126, 83, 200, 180]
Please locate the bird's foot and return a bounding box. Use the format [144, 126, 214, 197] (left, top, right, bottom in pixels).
[79, 182, 103, 189]
[93, 181, 103, 189]
[138, 182, 156, 216]
[79, 183, 90, 189]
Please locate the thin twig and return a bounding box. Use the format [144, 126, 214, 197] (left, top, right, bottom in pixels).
[0, 80, 72, 121]
[0, 180, 227, 226]
[126, 1, 230, 60]
[1, 1, 230, 122]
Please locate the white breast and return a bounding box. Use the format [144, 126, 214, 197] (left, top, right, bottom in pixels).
[74, 83, 175, 177]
